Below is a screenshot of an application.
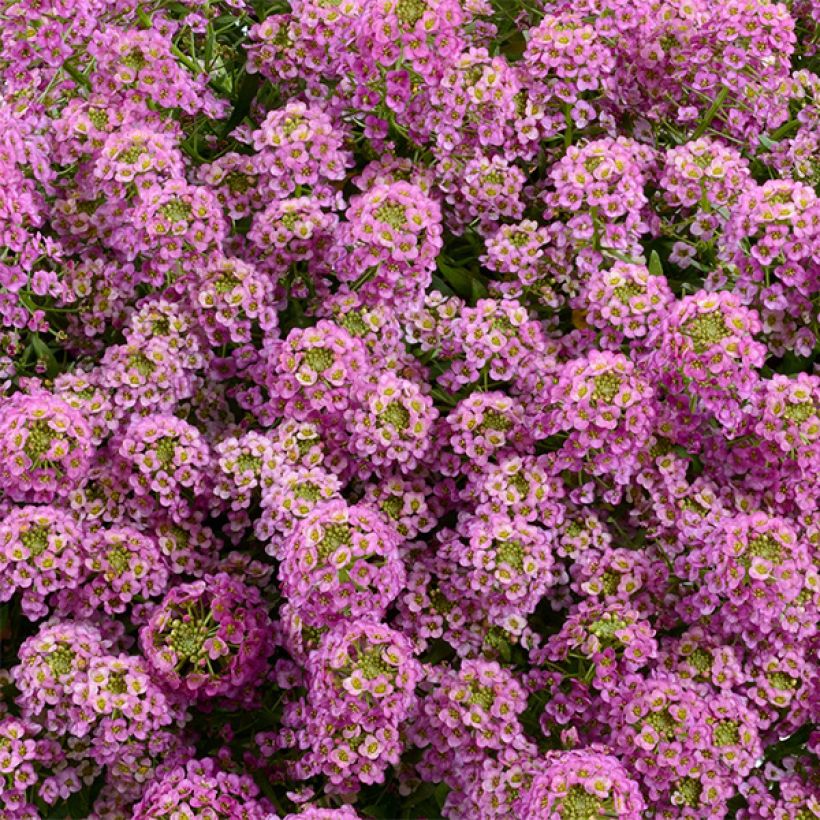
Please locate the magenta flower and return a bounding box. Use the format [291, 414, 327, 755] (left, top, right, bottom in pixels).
[140, 573, 273, 700]
[514, 748, 645, 819]
[0, 392, 92, 503]
[133, 757, 273, 818]
[279, 499, 405, 625]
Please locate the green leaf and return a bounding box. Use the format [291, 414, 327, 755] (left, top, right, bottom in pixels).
[29, 335, 59, 378]
[470, 276, 488, 301]
[435, 783, 451, 810]
[436, 257, 474, 298]
[691, 85, 729, 139]
[430, 274, 456, 296]
[402, 781, 437, 808]
[777, 351, 814, 375]
[420, 638, 456, 665]
[648, 250, 664, 278]
[221, 72, 261, 138]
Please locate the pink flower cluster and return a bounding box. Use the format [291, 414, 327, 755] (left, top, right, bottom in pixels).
[0, 0, 817, 816]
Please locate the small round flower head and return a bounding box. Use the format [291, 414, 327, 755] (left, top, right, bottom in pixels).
[523, 11, 616, 102]
[307, 617, 421, 722]
[12, 620, 109, 734]
[352, 155, 436, 196]
[0, 715, 74, 817]
[249, 0, 363, 82]
[53, 256, 135, 350]
[177, 380, 239, 442]
[248, 195, 338, 271]
[437, 512, 555, 627]
[753, 373, 820, 464]
[570, 544, 667, 612]
[292, 618, 421, 792]
[116, 413, 212, 522]
[345, 373, 438, 475]
[0, 504, 85, 619]
[440, 298, 550, 391]
[449, 745, 539, 819]
[344, 0, 465, 119]
[316, 292, 405, 368]
[406, 290, 465, 358]
[125, 179, 226, 282]
[442, 392, 532, 474]
[66, 526, 169, 618]
[98, 337, 195, 414]
[514, 748, 645, 819]
[427, 46, 524, 154]
[0, 392, 92, 503]
[252, 100, 352, 198]
[264, 321, 367, 422]
[760, 70, 820, 182]
[52, 371, 117, 447]
[86, 27, 226, 118]
[612, 674, 761, 815]
[212, 431, 279, 541]
[546, 350, 656, 486]
[482, 220, 552, 290]
[660, 137, 751, 213]
[140, 572, 273, 700]
[262, 418, 344, 473]
[667, 0, 795, 143]
[257, 465, 343, 551]
[290, 701, 405, 794]
[544, 136, 656, 253]
[721, 178, 819, 354]
[279, 499, 405, 625]
[0, 104, 51, 241]
[122, 297, 206, 374]
[65, 454, 133, 527]
[361, 473, 440, 540]
[742, 640, 816, 738]
[654, 290, 767, 423]
[277, 600, 333, 664]
[699, 512, 816, 643]
[446, 153, 526, 229]
[132, 756, 272, 819]
[334, 180, 443, 309]
[741, 769, 820, 820]
[410, 660, 529, 786]
[581, 262, 674, 340]
[199, 151, 265, 219]
[67, 654, 181, 764]
[395, 543, 538, 659]
[93, 127, 184, 197]
[471, 455, 565, 524]
[656, 626, 745, 691]
[93, 727, 196, 809]
[533, 601, 658, 696]
[559, 509, 615, 562]
[154, 514, 221, 577]
[188, 254, 280, 347]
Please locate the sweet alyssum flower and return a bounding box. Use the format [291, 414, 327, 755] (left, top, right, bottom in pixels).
[140, 573, 273, 700]
[278, 499, 405, 626]
[0, 392, 92, 503]
[0, 504, 85, 619]
[0, 0, 816, 814]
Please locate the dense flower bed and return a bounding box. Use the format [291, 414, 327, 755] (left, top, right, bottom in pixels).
[0, 0, 818, 817]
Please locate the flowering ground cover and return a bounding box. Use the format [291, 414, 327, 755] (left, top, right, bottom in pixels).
[0, 0, 818, 817]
